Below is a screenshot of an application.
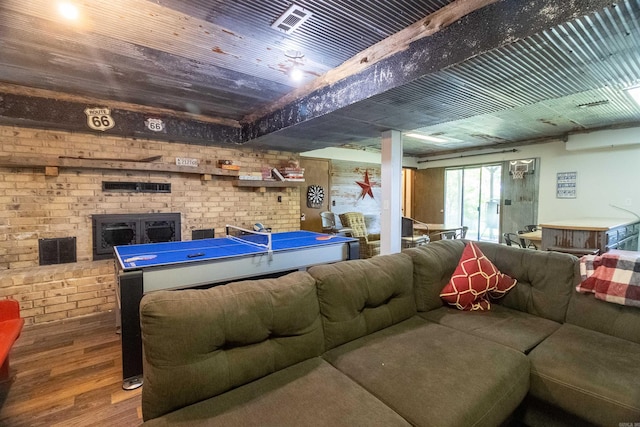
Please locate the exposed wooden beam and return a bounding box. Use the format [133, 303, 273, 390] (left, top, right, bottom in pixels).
[242, 0, 616, 142]
[242, 0, 501, 124]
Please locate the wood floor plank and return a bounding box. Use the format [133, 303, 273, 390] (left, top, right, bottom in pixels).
[0, 312, 142, 426]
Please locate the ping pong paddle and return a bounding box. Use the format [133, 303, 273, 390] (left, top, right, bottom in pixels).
[315, 235, 335, 241]
[124, 255, 157, 263]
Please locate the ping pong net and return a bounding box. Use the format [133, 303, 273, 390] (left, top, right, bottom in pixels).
[225, 225, 272, 253]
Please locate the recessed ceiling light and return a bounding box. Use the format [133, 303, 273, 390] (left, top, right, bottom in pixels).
[290, 68, 304, 82]
[58, 2, 79, 20]
[405, 133, 448, 143]
[627, 86, 640, 107]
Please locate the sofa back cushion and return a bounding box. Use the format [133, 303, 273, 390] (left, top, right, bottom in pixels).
[140, 271, 324, 421]
[566, 292, 640, 344]
[406, 240, 579, 323]
[308, 253, 416, 350]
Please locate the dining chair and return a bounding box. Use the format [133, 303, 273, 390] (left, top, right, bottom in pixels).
[517, 230, 537, 249]
[503, 232, 523, 247]
[456, 226, 469, 239]
[401, 217, 429, 248]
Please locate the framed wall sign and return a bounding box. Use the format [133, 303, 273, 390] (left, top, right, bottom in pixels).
[556, 172, 577, 198]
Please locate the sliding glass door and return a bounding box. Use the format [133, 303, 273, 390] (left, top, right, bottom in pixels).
[445, 164, 501, 242]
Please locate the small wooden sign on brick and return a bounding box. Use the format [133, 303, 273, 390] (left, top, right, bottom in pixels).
[175, 157, 199, 167]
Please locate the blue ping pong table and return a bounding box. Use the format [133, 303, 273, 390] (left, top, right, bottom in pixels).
[114, 229, 359, 389]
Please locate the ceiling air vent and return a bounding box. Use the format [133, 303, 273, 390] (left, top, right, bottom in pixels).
[271, 4, 312, 34]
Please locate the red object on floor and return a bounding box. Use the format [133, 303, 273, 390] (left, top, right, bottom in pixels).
[0, 299, 24, 381]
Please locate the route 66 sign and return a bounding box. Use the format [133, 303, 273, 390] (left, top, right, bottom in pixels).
[84, 107, 115, 131]
[145, 118, 165, 133]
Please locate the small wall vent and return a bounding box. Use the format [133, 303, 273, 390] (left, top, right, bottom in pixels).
[192, 228, 215, 240]
[271, 4, 312, 34]
[39, 237, 77, 266]
[102, 182, 171, 193]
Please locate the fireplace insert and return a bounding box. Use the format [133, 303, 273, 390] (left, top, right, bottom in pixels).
[93, 213, 181, 260]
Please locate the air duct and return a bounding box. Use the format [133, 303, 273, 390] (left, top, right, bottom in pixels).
[565, 127, 640, 151]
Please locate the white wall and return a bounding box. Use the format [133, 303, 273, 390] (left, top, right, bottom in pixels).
[302, 128, 640, 224]
[302, 146, 419, 168]
[417, 135, 640, 224]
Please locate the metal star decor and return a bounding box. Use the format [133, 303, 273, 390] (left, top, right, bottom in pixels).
[356, 170, 375, 200]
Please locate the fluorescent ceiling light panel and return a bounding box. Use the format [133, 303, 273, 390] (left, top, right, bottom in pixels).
[405, 133, 447, 143]
[627, 86, 640, 106]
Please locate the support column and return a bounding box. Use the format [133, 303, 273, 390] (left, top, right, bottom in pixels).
[380, 130, 403, 255]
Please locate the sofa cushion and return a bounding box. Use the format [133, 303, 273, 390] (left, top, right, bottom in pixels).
[566, 291, 640, 345]
[406, 240, 579, 323]
[440, 242, 516, 311]
[405, 239, 465, 312]
[308, 253, 416, 350]
[528, 323, 640, 425]
[142, 357, 411, 427]
[420, 305, 561, 353]
[323, 316, 530, 427]
[140, 271, 324, 421]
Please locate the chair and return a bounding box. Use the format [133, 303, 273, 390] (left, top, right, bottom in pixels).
[503, 232, 522, 247]
[338, 212, 380, 259]
[517, 230, 537, 249]
[320, 211, 351, 235]
[401, 217, 429, 248]
[432, 226, 468, 241]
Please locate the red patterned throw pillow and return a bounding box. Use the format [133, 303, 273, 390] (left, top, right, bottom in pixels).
[440, 242, 517, 311]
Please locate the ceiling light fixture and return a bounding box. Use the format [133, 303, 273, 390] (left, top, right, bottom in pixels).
[284, 50, 305, 59]
[576, 100, 609, 108]
[626, 86, 640, 107]
[290, 68, 304, 82]
[58, 2, 79, 20]
[405, 133, 448, 143]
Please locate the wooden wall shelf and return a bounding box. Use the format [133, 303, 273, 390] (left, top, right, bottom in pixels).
[0, 155, 239, 178]
[233, 180, 305, 188]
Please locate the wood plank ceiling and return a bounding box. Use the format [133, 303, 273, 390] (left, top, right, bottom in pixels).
[0, 0, 639, 157]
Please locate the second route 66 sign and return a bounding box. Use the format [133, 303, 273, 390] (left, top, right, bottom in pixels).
[84, 107, 115, 132]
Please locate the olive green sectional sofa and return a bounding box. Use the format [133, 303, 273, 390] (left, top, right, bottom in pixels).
[139, 240, 640, 426]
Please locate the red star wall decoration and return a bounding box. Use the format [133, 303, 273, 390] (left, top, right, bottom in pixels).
[356, 170, 375, 199]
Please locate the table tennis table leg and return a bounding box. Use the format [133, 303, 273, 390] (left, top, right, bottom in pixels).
[347, 241, 360, 259]
[118, 271, 144, 390]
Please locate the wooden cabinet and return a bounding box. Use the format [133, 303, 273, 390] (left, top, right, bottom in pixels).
[540, 218, 640, 254]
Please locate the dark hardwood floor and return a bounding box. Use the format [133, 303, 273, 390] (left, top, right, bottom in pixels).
[0, 312, 142, 426]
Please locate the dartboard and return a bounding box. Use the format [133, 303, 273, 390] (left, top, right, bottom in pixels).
[306, 185, 325, 208]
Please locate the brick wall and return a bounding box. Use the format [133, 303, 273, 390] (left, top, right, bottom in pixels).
[0, 125, 301, 325]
